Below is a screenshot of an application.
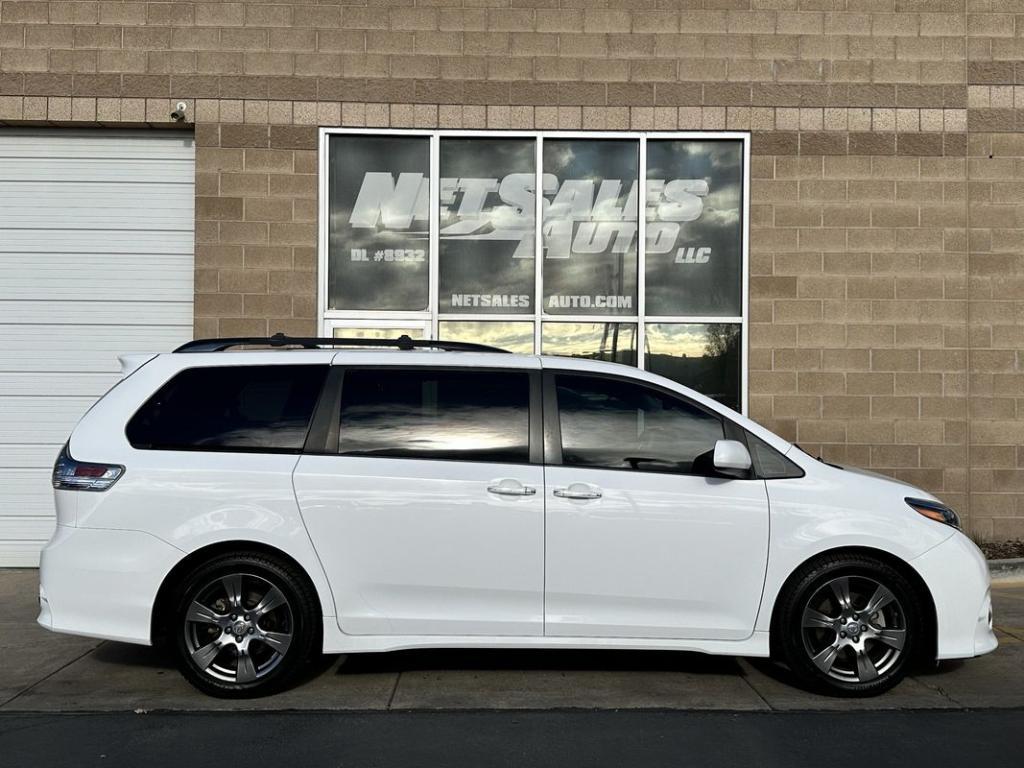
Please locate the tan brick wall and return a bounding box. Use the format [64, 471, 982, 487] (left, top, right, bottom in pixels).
[193, 122, 318, 339]
[0, 1, 979, 110]
[967, 132, 1024, 542]
[0, 0, 1022, 539]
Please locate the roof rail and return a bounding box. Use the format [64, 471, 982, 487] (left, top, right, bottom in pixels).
[173, 332, 509, 354]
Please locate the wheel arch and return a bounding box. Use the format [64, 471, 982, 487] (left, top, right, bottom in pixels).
[767, 545, 938, 664]
[150, 539, 324, 648]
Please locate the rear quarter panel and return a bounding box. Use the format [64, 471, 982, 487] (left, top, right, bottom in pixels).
[67, 352, 339, 621]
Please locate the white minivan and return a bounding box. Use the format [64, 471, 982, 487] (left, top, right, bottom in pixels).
[39, 334, 996, 698]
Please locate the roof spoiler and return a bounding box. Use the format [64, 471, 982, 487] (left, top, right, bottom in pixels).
[118, 353, 157, 378]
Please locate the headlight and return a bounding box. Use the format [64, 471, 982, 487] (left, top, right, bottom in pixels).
[906, 497, 961, 531]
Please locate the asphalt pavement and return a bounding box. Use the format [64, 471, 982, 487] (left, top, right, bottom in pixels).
[2, 709, 1023, 768]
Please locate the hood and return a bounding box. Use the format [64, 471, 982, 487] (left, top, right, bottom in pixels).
[835, 463, 939, 502]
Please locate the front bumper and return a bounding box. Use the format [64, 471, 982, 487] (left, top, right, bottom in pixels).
[38, 524, 182, 645]
[910, 531, 998, 660]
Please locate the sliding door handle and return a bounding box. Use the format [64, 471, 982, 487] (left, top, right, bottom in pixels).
[488, 479, 537, 496]
[488, 485, 537, 496]
[553, 484, 602, 500]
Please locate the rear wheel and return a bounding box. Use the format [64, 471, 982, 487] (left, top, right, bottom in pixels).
[777, 554, 922, 696]
[171, 553, 318, 698]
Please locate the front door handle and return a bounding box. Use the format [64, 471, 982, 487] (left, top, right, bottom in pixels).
[553, 483, 602, 500]
[487, 479, 537, 496]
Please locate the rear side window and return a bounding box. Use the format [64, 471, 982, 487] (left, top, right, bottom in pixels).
[555, 374, 724, 474]
[127, 365, 328, 452]
[338, 368, 530, 463]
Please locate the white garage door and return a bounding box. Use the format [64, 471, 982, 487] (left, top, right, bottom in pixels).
[0, 129, 195, 566]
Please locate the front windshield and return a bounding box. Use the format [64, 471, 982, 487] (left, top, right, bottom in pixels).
[793, 443, 843, 469]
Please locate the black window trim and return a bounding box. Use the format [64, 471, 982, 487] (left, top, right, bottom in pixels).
[303, 365, 344, 455]
[125, 363, 331, 455]
[743, 429, 806, 480]
[543, 368, 758, 480]
[305, 364, 544, 466]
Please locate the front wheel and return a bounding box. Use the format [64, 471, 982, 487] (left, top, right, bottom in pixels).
[171, 552, 319, 698]
[776, 554, 923, 696]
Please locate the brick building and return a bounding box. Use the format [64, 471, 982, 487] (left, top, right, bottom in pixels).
[0, 0, 1022, 563]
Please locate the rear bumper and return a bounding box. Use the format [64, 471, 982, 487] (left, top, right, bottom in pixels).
[38, 524, 182, 645]
[910, 531, 997, 660]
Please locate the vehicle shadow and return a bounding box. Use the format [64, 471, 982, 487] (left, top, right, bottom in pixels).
[743, 653, 969, 694]
[80, 641, 794, 680]
[334, 647, 745, 676]
[82, 641, 751, 686]
[86, 641, 340, 688]
[88, 642, 176, 670]
[914, 659, 967, 676]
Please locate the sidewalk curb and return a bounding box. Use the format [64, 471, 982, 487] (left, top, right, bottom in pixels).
[989, 558, 1024, 584]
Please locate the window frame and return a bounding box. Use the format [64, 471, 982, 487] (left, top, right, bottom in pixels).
[318, 128, 751, 414]
[305, 364, 544, 465]
[543, 369, 750, 478]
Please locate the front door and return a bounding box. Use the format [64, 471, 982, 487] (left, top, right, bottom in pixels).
[543, 370, 770, 641]
[294, 362, 544, 636]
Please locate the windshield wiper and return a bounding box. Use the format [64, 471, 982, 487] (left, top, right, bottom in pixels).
[794, 443, 844, 469]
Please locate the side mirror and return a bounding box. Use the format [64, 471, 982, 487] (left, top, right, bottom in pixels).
[713, 439, 752, 478]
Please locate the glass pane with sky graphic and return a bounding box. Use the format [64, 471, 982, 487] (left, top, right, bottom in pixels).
[328, 135, 430, 311]
[439, 138, 536, 314]
[645, 141, 743, 317]
[542, 139, 638, 316]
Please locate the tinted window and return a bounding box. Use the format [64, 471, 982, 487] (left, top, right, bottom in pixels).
[338, 368, 530, 463]
[747, 433, 803, 479]
[556, 374, 723, 474]
[127, 366, 328, 452]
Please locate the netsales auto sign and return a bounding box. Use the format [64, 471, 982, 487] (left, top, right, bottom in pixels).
[347, 172, 713, 264]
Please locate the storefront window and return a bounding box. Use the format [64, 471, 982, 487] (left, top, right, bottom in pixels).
[439, 138, 535, 314]
[542, 139, 638, 316]
[438, 321, 534, 354]
[543, 323, 637, 366]
[331, 326, 425, 340]
[327, 135, 429, 311]
[645, 324, 741, 411]
[322, 132, 747, 411]
[645, 141, 743, 317]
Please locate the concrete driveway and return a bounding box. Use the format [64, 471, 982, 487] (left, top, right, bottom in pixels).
[2, 569, 1022, 712]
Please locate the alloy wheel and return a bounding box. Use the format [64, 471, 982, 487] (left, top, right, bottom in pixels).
[800, 575, 908, 684]
[182, 572, 294, 684]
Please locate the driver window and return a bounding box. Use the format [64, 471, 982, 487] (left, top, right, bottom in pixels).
[554, 373, 724, 474]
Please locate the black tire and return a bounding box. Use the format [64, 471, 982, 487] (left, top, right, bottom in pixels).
[775, 553, 924, 697]
[170, 552, 319, 698]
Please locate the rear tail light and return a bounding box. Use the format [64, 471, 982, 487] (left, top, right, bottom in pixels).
[52, 444, 124, 492]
